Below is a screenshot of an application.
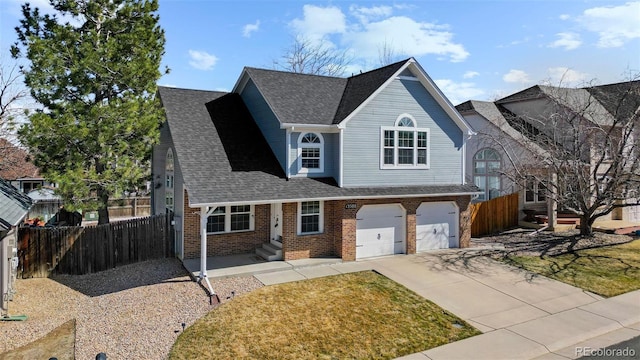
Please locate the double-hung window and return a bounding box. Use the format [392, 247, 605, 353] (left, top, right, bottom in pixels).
[298, 133, 324, 173]
[381, 114, 429, 168]
[525, 177, 546, 203]
[207, 205, 254, 233]
[298, 201, 323, 234]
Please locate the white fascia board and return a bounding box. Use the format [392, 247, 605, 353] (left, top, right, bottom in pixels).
[410, 61, 476, 137]
[189, 190, 483, 208]
[231, 68, 250, 94]
[280, 123, 341, 133]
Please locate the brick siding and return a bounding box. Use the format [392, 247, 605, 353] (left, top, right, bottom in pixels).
[182, 189, 472, 261]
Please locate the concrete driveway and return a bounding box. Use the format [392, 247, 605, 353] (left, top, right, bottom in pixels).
[249, 249, 640, 360]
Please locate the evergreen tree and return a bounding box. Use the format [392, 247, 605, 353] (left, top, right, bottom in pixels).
[11, 0, 167, 224]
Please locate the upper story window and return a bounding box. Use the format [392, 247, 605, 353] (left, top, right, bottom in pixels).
[298, 132, 324, 173]
[380, 114, 429, 169]
[473, 148, 501, 201]
[165, 149, 175, 211]
[207, 205, 254, 234]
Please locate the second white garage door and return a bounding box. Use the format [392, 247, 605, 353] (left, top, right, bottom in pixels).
[416, 202, 459, 251]
[356, 204, 405, 259]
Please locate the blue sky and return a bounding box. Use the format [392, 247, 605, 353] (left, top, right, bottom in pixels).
[1, 0, 639, 105]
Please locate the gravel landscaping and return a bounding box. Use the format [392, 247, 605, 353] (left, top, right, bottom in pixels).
[0, 258, 263, 360]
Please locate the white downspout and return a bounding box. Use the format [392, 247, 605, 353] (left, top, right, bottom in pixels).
[338, 128, 344, 187]
[286, 128, 292, 179]
[198, 206, 216, 299]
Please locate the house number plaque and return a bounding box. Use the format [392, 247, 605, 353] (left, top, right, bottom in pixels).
[345, 203, 357, 209]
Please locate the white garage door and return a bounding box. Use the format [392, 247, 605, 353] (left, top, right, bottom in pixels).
[356, 204, 405, 259]
[416, 202, 458, 251]
[627, 204, 640, 223]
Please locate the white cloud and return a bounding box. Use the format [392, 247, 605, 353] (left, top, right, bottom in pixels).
[344, 16, 469, 62]
[463, 71, 479, 79]
[349, 5, 393, 24]
[289, 4, 468, 63]
[548, 32, 582, 50]
[503, 70, 531, 84]
[188, 50, 218, 71]
[580, 2, 640, 47]
[546, 67, 589, 86]
[434, 79, 484, 105]
[242, 20, 260, 38]
[559, 14, 571, 20]
[290, 5, 346, 41]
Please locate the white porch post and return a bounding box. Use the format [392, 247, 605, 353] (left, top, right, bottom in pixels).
[199, 206, 208, 280]
[547, 172, 558, 231]
[198, 206, 216, 298]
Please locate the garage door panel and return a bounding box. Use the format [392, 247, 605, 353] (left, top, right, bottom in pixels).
[356, 204, 405, 260]
[416, 223, 449, 251]
[416, 202, 458, 251]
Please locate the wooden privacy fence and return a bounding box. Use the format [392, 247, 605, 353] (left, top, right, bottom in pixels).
[18, 214, 174, 278]
[469, 192, 519, 237]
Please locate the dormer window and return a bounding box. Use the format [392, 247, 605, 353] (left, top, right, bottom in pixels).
[298, 132, 324, 173]
[380, 114, 430, 169]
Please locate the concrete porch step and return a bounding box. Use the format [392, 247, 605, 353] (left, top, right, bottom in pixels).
[256, 242, 283, 261]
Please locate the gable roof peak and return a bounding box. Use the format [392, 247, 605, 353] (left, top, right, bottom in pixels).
[345, 58, 413, 79]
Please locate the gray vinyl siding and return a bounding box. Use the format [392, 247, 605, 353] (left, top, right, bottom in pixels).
[240, 79, 286, 169]
[152, 124, 185, 258]
[342, 78, 463, 186]
[289, 131, 337, 179]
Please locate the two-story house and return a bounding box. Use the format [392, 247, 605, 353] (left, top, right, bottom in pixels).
[152, 58, 480, 273]
[458, 80, 640, 224]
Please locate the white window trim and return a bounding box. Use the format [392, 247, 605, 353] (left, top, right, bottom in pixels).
[379, 124, 430, 169]
[524, 178, 546, 204]
[297, 200, 324, 235]
[207, 205, 255, 234]
[297, 132, 324, 174]
[165, 149, 175, 211]
[473, 148, 502, 201]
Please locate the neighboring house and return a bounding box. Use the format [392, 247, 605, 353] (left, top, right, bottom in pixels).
[457, 80, 640, 223]
[152, 58, 480, 270]
[0, 178, 33, 318]
[0, 138, 52, 194]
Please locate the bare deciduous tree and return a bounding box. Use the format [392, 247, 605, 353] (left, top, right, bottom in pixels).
[480, 79, 640, 236]
[377, 39, 399, 67]
[273, 36, 352, 77]
[0, 58, 30, 172]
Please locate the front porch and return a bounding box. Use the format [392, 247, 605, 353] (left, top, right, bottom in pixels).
[182, 253, 342, 279]
[520, 209, 640, 235]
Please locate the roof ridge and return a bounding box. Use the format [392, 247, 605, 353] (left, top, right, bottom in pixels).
[346, 58, 411, 79]
[245, 66, 344, 80]
[157, 86, 228, 94]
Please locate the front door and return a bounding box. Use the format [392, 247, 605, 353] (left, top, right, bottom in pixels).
[270, 203, 283, 242]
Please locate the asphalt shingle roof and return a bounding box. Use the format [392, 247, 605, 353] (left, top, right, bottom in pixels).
[158, 84, 479, 206]
[332, 59, 408, 123]
[0, 138, 40, 180]
[0, 178, 33, 230]
[245, 68, 347, 125]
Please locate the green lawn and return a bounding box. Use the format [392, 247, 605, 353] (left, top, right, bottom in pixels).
[170, 271, 480, 360]
[501, 239, 640, 297]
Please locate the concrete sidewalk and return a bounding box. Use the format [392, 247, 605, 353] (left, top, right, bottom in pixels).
[198, 250, 640, 359]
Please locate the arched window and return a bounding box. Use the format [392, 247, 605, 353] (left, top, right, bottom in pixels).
[381, 114, 429, 168]
[473, 148, 501, 201]
[165, 149, 175, 211]
[297, 132, 324, 173]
